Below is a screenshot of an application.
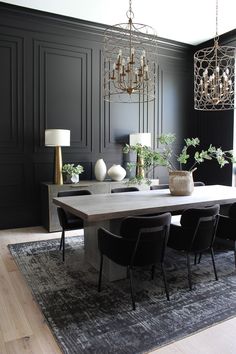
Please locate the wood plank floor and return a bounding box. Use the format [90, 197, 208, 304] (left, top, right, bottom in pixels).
[1, 226, 236, 353]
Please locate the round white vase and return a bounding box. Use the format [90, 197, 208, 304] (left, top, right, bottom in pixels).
[108, 164, 126, 181]
[94, 159, 107, 181]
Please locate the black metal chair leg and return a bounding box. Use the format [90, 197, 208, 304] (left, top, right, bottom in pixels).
[98, 254, 103, 292]
[194, 253, 197, 265]
[198, 253, 202, 264]
[186, 253, 192, 290]
[59, 229, 64, 250]
[128, 266, 135, 310]
[234, 241, 236, 269]
[161, 263, 170, 301]
[210, 248, 218, 281]
[62, 230, 65, 262]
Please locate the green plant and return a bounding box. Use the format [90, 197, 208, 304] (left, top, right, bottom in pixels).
[62, 163, 84, 175]
[123, 133, 235, 184]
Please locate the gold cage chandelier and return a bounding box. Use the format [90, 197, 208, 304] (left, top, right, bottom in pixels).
[194, 0, 235, 111]
[103, 0, 158, 103]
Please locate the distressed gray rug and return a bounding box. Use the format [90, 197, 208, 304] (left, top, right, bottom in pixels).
[8, 236, 236, 354]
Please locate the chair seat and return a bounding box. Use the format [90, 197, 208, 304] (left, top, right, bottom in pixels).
[64, 218, 83, 230]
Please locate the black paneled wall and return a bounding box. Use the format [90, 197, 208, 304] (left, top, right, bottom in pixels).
[0, 3, 193, 228]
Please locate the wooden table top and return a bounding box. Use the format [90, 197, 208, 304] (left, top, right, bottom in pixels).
[53, 185, 236, 222]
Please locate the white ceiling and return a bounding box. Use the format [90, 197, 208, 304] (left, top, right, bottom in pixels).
[1, 0, 236, 45]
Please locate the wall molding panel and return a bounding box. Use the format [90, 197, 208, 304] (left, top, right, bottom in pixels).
[33, 40, 92, 153]
[0, 34, 24, 152]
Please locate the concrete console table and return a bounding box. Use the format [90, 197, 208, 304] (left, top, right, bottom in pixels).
[41, 179, 159, 232]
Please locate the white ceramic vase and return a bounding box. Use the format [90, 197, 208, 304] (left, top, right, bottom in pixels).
[108, 164, 126, 181]
[94, 159, 107, 181]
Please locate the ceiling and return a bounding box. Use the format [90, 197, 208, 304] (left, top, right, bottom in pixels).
[1, 0, 236, 45]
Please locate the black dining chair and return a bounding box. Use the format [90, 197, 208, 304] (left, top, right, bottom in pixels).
[194, 181, 205, 187]
[111, 186, 139, 193]
[150, 181, 205, 190]
[216, 202, 236, 267]
[150, 184, 169, 190]
[167, 204, 220, 290]
[57, 189, 92, 261]
[97, 213, 171, 310]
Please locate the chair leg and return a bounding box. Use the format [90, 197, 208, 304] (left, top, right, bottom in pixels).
[98, 254, 103, 292]
[234, 241, 236, 269]
[59, 230, 64, 250]
[62, 230, 65, 262]
[210, 248, 218, 281]
[186, 253, 192, 290]
[194, 253, 197, 265]
[59, 230, 65, 262]
[198, 253, 202, 264]
[161, 263, 170, 301]
[128, 266, 135, 310]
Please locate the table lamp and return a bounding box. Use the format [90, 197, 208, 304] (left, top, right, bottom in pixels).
[45, 129, 70, 185]
[129, 133, 151, 178]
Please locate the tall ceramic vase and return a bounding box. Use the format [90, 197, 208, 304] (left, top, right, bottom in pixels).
[94, 159, 107, 181]
[169, 170, 194, 196]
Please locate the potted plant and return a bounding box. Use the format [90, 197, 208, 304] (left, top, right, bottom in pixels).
[62, 163, 84, 184]
[123, 133, 235, 195]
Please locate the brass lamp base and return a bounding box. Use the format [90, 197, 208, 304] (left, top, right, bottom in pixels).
[136, 156, 145, 178]
[54, 146, 63, 185]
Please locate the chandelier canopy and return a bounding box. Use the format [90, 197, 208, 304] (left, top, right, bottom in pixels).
[194, 0, 235, 111]
[103, 0, 158, 103]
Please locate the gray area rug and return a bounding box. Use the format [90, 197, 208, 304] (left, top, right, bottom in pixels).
[8, 236, 236, 354]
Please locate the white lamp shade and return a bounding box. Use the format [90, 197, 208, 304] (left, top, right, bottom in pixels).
[129, 133, 151, 147]
[45, 129, 70, 147]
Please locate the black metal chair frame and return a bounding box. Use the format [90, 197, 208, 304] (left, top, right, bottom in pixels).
[216, 202, 236, 268]
[98, 213, 171, 310]
[111, 186, 139, 193]
[185, 214, 219, 290]
[150, 181, 205, 190]
[57, 189, 91, 261]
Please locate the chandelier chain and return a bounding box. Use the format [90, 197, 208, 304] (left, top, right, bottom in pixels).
[215, 0, 218, 37]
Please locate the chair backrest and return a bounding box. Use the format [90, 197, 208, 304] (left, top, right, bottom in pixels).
[57, 189, 92, 226]
[120, 213, 171, 266]
[150, 182, 205, 190]
[57, 190, 91, 198]
[150, 184, 169, 190]
[180, 204, 220, 252]
[229, 202, 236, 219]
[194, 181, 205, 186]
[111, 186, 139, 193]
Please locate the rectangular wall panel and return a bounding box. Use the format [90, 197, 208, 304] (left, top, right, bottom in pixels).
[33, 40, 92, 153]
[0, 35, 23, 151]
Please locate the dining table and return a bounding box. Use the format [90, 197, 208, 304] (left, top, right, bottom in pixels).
[53, 184, 236, 281]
